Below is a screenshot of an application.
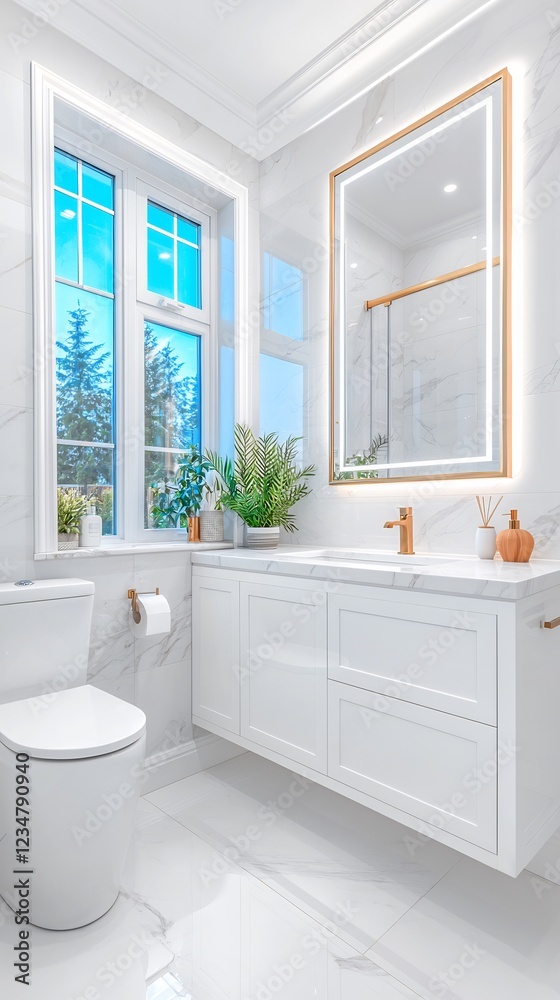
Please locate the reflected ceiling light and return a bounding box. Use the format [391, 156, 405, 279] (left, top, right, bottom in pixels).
[350, 262, 358, 269]
[443, 183, 458, 193]
[60, 208, 76, 219]
[375, 115, 384, 124]
[158, 252, 171, 260]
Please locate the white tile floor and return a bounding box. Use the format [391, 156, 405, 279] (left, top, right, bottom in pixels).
[2, 751, 560, 999]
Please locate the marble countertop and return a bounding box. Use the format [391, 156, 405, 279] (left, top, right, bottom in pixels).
[191, 545, 560, 600]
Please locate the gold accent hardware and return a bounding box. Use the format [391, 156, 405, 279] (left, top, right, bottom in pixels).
[383, 506, 415, 555]
[365, 257, 500, 311]
[127, 588, 159, 624]
[543, 617, 560, 629]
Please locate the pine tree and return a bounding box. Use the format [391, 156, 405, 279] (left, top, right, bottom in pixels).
[144, 323, 200, 449]
[56, 303, 113, 486]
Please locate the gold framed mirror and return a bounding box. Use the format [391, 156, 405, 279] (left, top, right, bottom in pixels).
[329, 69, 512, 484]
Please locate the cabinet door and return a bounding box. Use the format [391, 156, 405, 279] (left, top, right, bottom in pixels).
[328, 681, 497, 852]
[328, 594, 496, 724]
[192, 575, 240, 734]
[240, 582, 327, 771]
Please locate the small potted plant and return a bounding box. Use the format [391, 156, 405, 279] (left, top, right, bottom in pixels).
[149, 446, 212, 541]
[207, 424, 315, 549]
[57, 488, 88, 550]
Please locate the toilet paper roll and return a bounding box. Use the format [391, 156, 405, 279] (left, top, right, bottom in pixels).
[129, 592, 171, 637]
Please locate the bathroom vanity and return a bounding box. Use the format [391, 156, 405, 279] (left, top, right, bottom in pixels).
[192, 547, 560, 876]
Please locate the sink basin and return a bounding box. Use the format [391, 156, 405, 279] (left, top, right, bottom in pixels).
[278, 548, 458, 569]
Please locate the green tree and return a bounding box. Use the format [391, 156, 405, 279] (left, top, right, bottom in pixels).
[56, 303, 113, 487]
[144, 323, 201, 525]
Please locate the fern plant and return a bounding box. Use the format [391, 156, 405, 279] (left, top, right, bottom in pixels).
[206, 425, 315, 532]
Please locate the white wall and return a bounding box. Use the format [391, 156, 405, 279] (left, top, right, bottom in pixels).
[0, 0, 258, 783]
[260, 0, 560, 558]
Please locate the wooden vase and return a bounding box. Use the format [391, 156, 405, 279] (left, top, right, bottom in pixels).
[496, 528, 534, 563]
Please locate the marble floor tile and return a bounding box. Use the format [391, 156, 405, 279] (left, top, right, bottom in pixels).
[147, 752, 461, 952]
[4, 757, 560, 999]
[0, 793, 414, 1000]
[368, 857, 560, 999]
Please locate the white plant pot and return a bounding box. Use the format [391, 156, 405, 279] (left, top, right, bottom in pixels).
[58, 533, 79, 551]
[475, 525, 497, 560]
[245, 525, 280, 550]
[199, 510, 224, 543]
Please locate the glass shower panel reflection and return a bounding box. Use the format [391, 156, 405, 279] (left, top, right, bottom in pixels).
[343, 267, 496, 478]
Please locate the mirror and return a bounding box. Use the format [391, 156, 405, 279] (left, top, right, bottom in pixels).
[330, 70, 511, 483]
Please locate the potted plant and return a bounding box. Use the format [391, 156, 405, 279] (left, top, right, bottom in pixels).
[149, 446, 212, 541]
[57, 488, 89, 550]
[207, 424, 315, 549]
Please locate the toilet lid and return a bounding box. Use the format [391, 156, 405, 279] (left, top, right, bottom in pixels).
[0, 685, 146, 759]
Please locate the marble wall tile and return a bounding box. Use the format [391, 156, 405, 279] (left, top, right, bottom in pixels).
[135, 659, 192, 758]
[0, 306, 33, 408]
[0, 194, 31, 314]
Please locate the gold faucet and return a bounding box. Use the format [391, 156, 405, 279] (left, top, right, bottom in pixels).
[384, 507, 414, 554]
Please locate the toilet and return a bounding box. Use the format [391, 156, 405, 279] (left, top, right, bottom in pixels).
[0, 578, 146, 931]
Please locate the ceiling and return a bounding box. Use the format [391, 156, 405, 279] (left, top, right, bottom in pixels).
[107, 0, 389, 108]
[15, 0, 495, 156]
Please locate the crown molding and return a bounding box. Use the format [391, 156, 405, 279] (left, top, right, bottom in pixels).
[13, 0, 496, 158]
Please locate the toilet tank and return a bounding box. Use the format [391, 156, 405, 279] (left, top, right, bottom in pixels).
[0, 579, 95, 704]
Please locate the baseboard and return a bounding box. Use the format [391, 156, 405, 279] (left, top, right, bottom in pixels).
[142, 731, 246, 794]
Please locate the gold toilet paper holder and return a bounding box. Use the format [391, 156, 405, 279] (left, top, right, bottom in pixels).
[127, 588, 159, 624]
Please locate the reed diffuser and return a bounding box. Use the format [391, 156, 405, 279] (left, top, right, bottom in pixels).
[474, 495, 503, 560]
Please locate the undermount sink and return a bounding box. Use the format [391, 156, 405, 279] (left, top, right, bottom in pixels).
[278, 548, 458, 568]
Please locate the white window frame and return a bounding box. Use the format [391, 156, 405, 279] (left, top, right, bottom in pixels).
[32, 63, 254, 556]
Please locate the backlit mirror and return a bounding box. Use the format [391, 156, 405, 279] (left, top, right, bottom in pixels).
[330, 70, 511, 483]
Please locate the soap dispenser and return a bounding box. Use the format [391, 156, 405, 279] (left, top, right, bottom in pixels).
[496, 509, 534, 563]
[79, 504, 102, 548]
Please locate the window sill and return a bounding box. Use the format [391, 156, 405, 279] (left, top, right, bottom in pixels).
[34, 541, 234, 560]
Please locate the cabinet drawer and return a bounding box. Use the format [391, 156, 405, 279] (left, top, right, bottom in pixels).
[328, 594, 496, 723]
[328, 681, 497, 852]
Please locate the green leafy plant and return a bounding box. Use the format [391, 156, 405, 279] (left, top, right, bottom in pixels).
[206, 424, 315, 532]
[149, 446, 212, 529]
[57, 488, 89, 534]
[335, 433, 388, 480]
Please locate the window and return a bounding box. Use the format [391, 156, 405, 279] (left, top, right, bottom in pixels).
[33, 67, 251, 557]
[147, 201, 201, 307]
[261, 251, 307, 446]
[52, 144, 215, 539]
[54, 150, 116, 533]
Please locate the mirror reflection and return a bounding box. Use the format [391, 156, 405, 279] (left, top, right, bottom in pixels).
[331, 72, 510, 483]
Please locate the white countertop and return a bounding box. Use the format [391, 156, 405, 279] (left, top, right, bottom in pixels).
[191, 545, 560, 600]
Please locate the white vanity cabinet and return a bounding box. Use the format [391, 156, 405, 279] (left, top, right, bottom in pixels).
[192, 561, 560, 876]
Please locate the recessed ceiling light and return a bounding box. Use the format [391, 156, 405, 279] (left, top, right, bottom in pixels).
[443, 183, 458, 193]
[350, 262, 358, 269]
[60, 209, 76, 219]
[471, 235, 477, 240]
[158, 252, 171, 260]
